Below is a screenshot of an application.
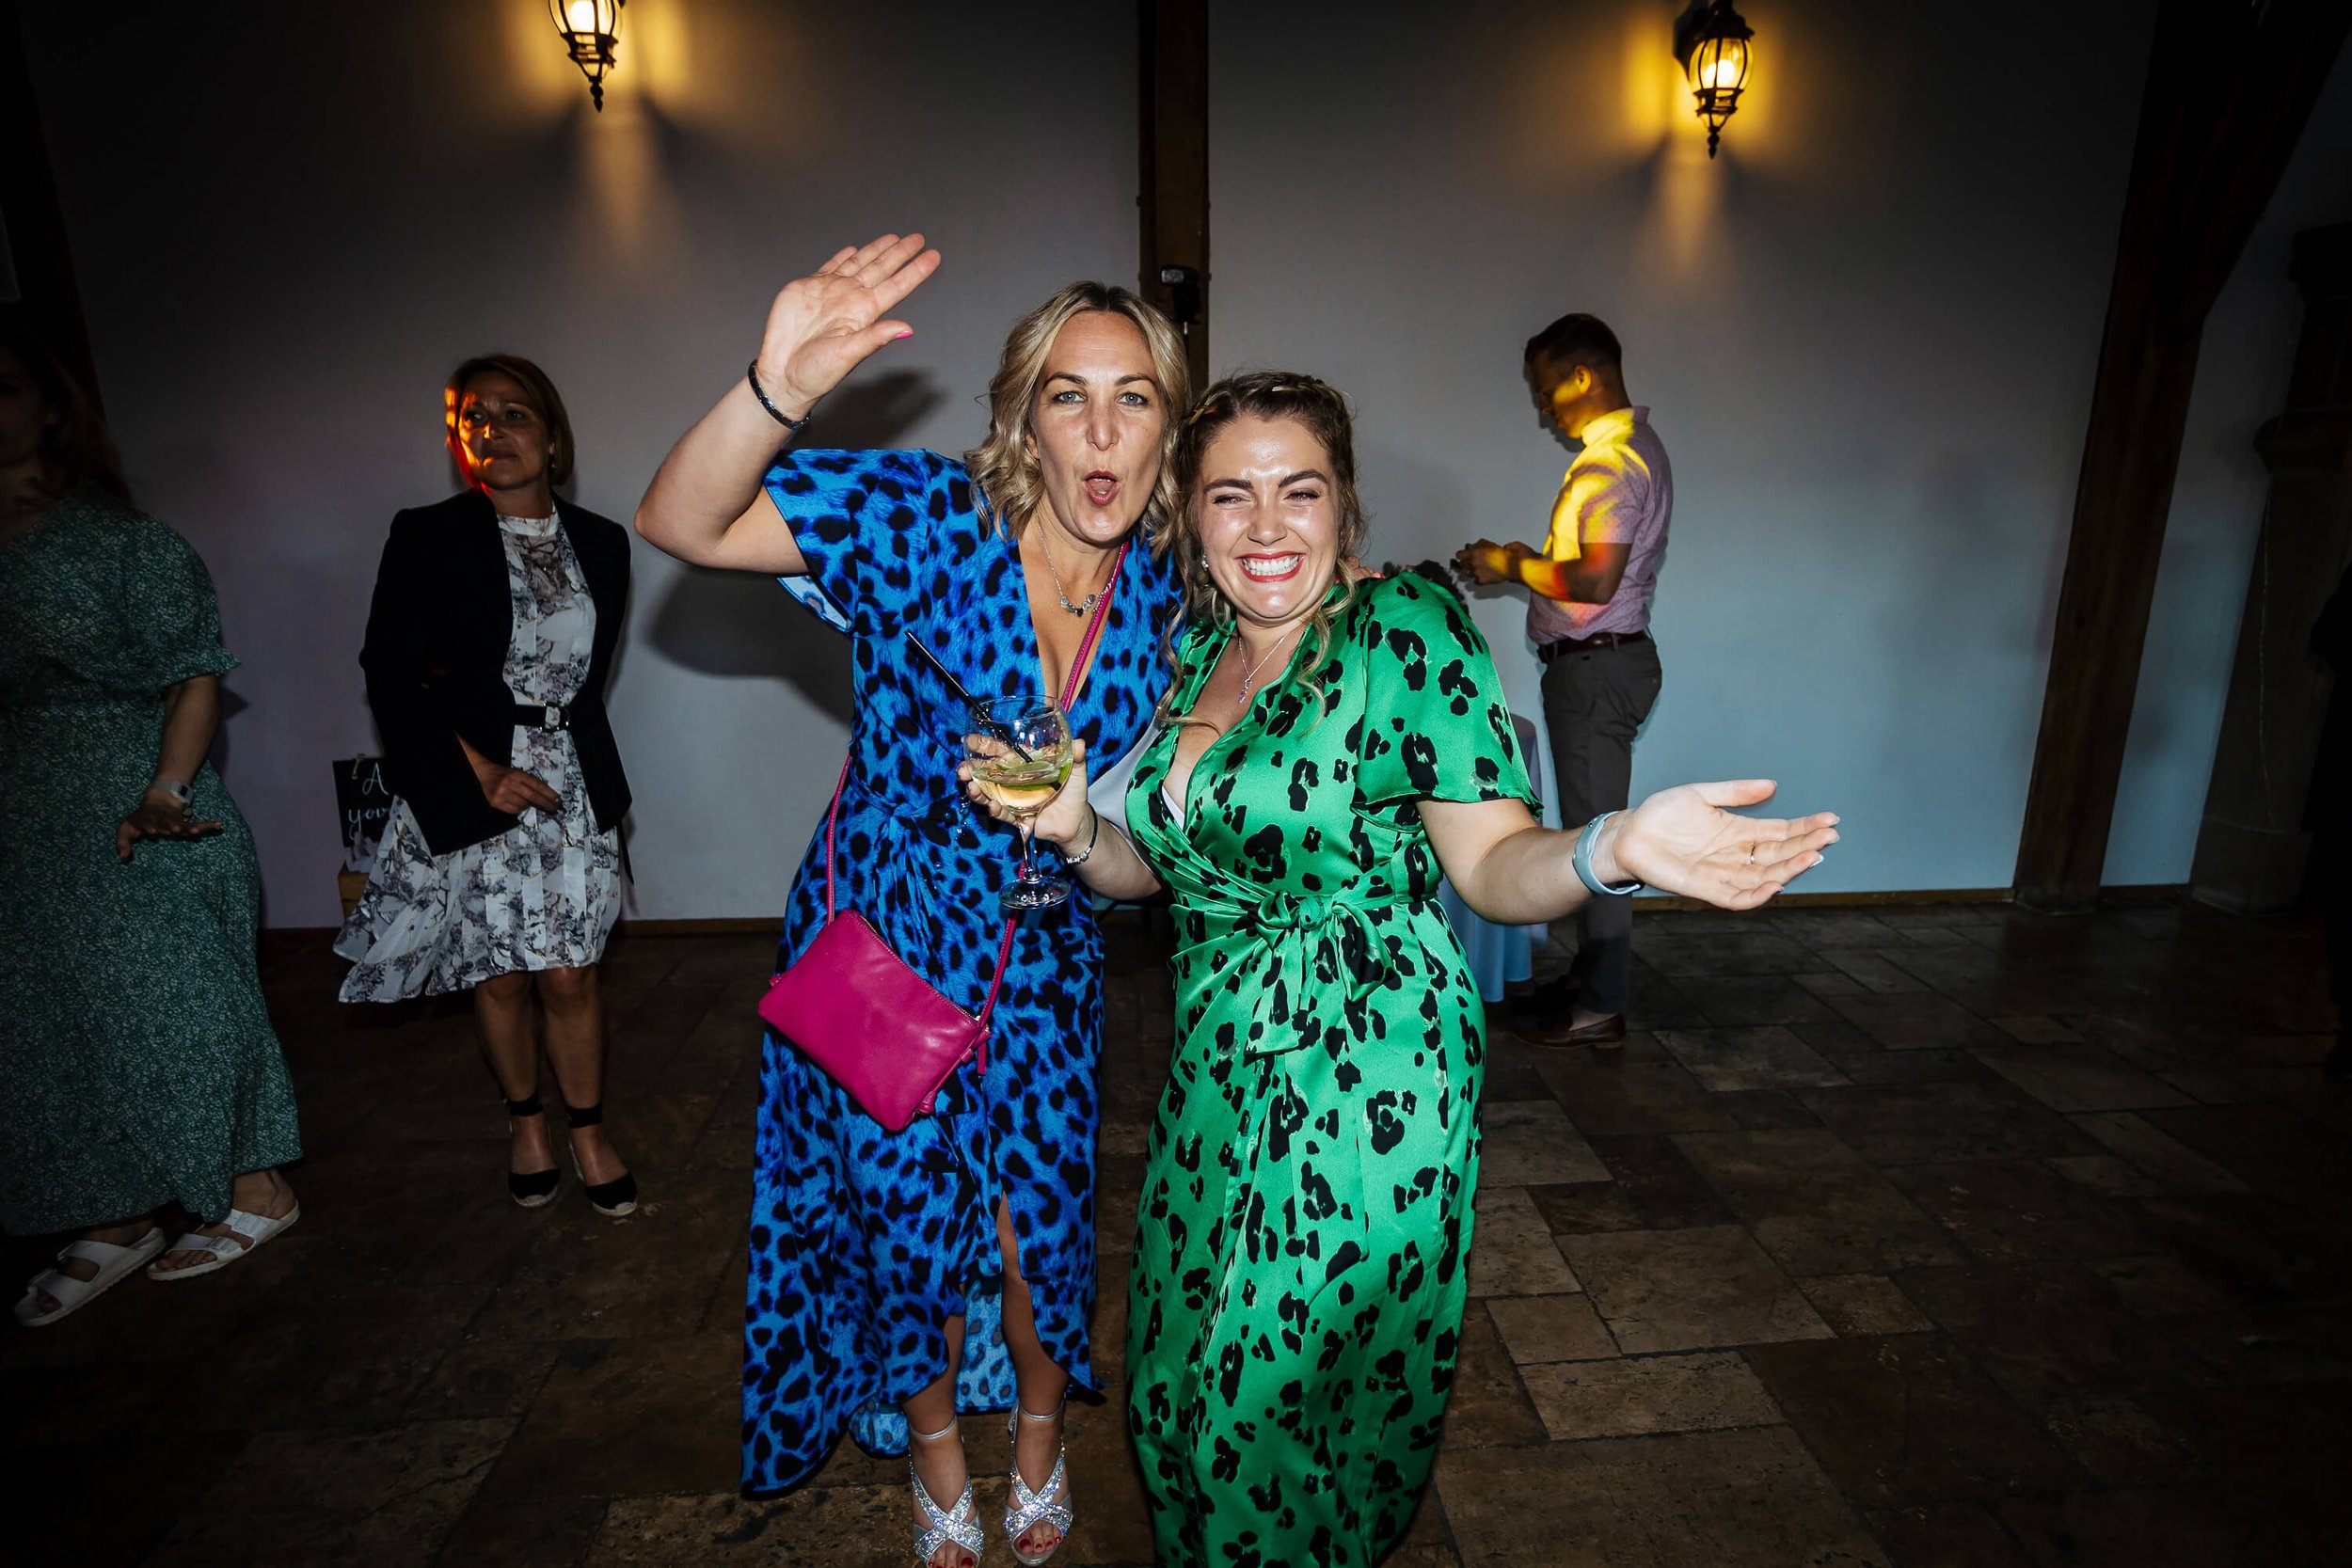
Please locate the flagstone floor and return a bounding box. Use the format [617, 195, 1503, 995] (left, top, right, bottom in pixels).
[8, 898, 2349, 1566]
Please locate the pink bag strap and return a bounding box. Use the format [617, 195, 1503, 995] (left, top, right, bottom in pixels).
[972, 918, 1018, 1032]
[818, 537, 1128, 1033]
[818, 768, 1015, 1034]
[820, 755, 851, 922]
[1055, 540, 1127, 711]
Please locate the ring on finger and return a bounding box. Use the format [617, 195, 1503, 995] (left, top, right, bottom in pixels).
[1745, 845, 1757, 867]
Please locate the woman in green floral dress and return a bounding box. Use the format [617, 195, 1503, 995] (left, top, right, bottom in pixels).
[0, 325, 302, 1327]
[966, 372, 1839, 1564]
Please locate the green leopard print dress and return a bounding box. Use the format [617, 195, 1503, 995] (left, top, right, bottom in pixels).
[1124, 573, 1537, 1566]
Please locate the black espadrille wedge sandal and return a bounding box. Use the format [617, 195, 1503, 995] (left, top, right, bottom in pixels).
[564, 1101, 638, 1217]
[506, 1093, 561, 1209]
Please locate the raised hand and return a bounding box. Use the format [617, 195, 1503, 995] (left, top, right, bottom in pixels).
[755, 233, 943, 416]
[1603, 780, 1839, 911]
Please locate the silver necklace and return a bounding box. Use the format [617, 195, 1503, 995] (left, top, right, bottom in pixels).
[1230, 624, 1303, 705]
[1034, 524, 1106, 617]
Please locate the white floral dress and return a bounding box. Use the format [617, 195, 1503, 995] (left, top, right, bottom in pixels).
[335, 511, 624, 1000]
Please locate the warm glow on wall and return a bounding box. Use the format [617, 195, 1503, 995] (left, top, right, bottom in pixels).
[549, 0, 626, 112]
[1673, 0, 1754, 158]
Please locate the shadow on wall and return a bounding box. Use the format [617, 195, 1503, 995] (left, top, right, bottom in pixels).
[647, 568, 853, 723]
[206, 686, 252, 782]
[642, 371, 946, 725]
[797, 369, 951, 451]
[1363, 432, 1567, 655]
[1869, 452, 2050, 794]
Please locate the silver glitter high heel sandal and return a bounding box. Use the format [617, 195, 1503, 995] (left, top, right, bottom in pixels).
[1005, 1396, 1073, 1566]
[908, 1418, 983, 1568]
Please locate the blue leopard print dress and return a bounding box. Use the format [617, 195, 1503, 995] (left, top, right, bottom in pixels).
[743, 448, 1176, 1495]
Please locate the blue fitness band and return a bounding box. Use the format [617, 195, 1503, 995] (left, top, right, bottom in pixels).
[1573, 810, 1643, 896]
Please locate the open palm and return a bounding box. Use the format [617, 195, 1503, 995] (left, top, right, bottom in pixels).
[1613, 781, 1840, 911]
[756, 233, 943, 414]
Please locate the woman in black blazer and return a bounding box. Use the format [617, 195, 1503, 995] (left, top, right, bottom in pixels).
[336, 354, 638, 1216]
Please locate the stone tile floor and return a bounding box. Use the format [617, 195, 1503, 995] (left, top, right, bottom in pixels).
[8, 899, 2349, 1565]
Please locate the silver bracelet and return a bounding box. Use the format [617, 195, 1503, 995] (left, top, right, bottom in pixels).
[1062, 807, 1104, 866]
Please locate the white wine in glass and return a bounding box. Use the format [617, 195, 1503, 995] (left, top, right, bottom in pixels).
[965, 695, 1075, 912]
[973, 749, 1073, 814]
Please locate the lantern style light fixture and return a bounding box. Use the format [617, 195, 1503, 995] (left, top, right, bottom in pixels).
[549, 0, 626, 112]
[1672, 0, 1754, 158]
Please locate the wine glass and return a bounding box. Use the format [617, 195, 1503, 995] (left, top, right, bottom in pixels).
[965, 695, 1076, 913]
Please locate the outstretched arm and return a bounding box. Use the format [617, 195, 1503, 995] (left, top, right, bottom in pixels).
[1452, 539, 1629, 605]
[634, 233, 941, 575]
[1422, 780, 1837, 925]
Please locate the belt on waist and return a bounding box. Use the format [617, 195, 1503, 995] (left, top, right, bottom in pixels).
[1538, 629, 1650, 663]
[512, 701, 574, 731]
[837, 779, 981, 842]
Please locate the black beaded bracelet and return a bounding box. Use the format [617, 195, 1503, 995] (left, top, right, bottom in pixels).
[746, 361, 813, 431]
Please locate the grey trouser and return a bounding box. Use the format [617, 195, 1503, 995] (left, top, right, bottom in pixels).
[1540, 638, 1662, 1015]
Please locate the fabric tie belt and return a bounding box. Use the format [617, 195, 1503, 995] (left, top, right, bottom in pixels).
[836, 779, 990, 851]
[1537, 629, 1650, 663]
[1180, 884, 1411, 1062]
[1182, 883, 1414, 1315]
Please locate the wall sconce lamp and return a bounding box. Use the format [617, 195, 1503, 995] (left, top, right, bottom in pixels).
[1673, 0, 1754, 158]
[549, 0, 627, 112]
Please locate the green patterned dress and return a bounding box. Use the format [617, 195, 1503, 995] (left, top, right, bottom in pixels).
[1124, 574, 1537, 1566]
[0, 489, 302, 1234]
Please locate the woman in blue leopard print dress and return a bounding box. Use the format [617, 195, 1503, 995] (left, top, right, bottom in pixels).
[636, 235, 1188, 1568]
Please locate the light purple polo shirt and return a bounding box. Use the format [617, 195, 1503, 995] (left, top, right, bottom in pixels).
[1527, 404, 1673, 644]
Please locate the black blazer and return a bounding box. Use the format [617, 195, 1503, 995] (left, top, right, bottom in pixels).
[359, 490, 633, 857]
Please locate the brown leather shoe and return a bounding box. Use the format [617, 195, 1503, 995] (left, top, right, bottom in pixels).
[1515, 1010, 1626, 1050]
[1497, 975, 1581, 1021]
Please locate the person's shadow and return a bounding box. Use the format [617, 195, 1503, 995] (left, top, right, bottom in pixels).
[642, 372, 946, 722]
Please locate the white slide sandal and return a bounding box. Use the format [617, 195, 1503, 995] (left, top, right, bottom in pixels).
[145, 1204, 300, 1282]
[14, 1227, 167, 1326]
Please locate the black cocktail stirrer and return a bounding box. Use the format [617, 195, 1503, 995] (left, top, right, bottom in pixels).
[907, 631, 1033, 761]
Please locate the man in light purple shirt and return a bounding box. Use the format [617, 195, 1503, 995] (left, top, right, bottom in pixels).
[1456, 313, 1670, 1047]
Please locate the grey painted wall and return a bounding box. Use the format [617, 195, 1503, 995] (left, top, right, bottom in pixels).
[1209, 0, 2352, 893]
[26, 1, 1136, 926]
[24, 1, 2352, 922]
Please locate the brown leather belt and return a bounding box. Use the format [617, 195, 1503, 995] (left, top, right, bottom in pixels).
[1538, 629, 1650, 663]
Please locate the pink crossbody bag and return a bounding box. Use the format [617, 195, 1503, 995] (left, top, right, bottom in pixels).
[756, 552, 1122, 1131]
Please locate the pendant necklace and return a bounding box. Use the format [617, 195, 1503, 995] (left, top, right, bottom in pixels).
[1231, 623, 1303, 706]
[1033, 524, 1105, 618]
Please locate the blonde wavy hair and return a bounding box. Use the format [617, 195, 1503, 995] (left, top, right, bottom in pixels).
[1163, 371, 1370, 727]
[963, 282, 1190, 552]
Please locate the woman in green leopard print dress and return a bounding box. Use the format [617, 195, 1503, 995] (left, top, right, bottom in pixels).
[967, 372, 1838, 1564]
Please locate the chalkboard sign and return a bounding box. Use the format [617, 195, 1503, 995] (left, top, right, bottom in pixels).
[334, 756, 395, 872]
